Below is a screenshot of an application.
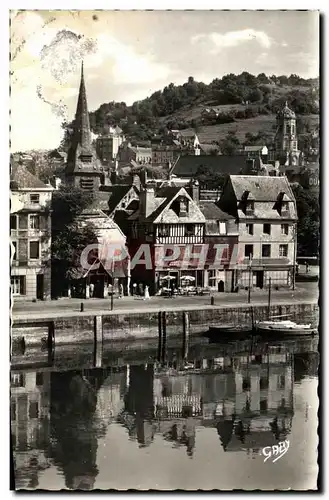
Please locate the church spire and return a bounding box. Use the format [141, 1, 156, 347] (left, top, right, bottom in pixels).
[73, 60, 92, 155]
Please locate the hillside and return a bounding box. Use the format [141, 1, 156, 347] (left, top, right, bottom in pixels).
[60, 72, 319, 151]
[178, 113, 320, 144]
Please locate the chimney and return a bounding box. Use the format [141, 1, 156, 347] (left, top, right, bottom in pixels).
[140, 185, 155, 218]
[191, 179, 199, 204]
[132, 174, 141, 190]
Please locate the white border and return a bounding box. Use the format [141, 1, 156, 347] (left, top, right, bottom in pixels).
[3, 2, 326, 497]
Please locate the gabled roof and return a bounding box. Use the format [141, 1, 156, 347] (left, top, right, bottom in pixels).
[10, 163, 51, 190]
[129, 186, 206, 223]
[172, 154, 246, 178]
[229, 175, 295, 202]
[105, 184, 138, 213]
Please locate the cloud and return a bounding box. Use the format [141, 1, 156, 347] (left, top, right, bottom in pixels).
[191, 29, 273, 52]
[10, 14, 173, 151]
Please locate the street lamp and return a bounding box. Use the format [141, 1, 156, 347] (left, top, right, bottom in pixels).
[248, 254, 252, 304]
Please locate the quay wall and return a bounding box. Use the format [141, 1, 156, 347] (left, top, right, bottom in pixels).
[11, 302, 319, 347]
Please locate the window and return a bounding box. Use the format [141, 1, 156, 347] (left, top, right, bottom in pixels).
[279, 244, 288, 257]
[29, 241, 40, 259]
[10, 215, 17, 230]
[260, 377, 269, 390]
[30, 194, 39, 204]
[242, 377, 251, 392]
[281, 224, 289, 235]
[158, 225, 170, 237]
[80, 178, 94, 191]
[246, 201, 254, 213]
[260, 399, 268, 412]
[11, 276, 25, 295]
[246, 223, 254, 235]
[218, 222, 226, 234]
[262, 244, 271, 258]
[278, 375, 286, 389]
[36, 373, 43, 386]
[11, 373, 25, 387]
[12, 242, 17, 260]
[185, 224, 195, 236]
[11, 402, 16, 421]
[245, 244, 253, 258]
[29, 402, 39, 419]
[29, 215, 40, 229]
[263, 223, 271, 235]
[281, 201, 289, 212]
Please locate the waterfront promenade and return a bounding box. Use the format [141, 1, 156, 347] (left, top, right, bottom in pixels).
[12, 282, 319, 321]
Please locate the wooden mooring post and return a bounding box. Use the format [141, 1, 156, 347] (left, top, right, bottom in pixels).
[94, 315, 103, 368]
[157, 311, 162, 362]
[161, 311, 167, 364]
[182, 311, 190, 360]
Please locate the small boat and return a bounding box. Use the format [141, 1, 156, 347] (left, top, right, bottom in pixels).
[206, 324, 253, 340]
[255, 320, 317, 337]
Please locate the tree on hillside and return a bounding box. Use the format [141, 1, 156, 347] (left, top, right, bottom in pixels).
[194, 165, 227, 190]
[51, 186, 98, 297]
[218, 131, 241, 155]
[291, 183, 319, 257]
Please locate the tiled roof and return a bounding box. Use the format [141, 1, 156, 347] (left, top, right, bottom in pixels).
[199, 202, 233, 221]
[173, 154, 246, 177]
[229, 175, 295, 202]
[100, 184, 135, 213]
[10, 163, 50, 189]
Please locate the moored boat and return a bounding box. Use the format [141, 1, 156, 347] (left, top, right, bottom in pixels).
[255, 320, 317, 337]
[206, 324, 253, 340]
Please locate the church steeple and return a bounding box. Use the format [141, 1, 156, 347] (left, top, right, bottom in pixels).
[72, 61, 93, 156]
[65, 61, 102, 191]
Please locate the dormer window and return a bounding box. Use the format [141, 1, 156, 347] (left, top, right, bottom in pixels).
[246, 201, 254, 213]
[179, 197, 188, 216]
[281, 201, 289, 212]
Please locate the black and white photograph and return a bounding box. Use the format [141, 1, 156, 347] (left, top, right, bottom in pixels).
[9, 9, 320, 491]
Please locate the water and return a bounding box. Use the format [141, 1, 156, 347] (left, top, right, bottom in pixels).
[10, 336, 319, 491]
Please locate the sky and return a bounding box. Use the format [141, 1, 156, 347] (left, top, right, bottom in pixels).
[10, 10, 319, 152]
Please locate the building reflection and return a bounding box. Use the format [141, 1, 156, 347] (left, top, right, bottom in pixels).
[117, 347, 294, 458]
[11, 367, 128, 490]
[10, 342, 303, 489]
[10, 370, 51, 489]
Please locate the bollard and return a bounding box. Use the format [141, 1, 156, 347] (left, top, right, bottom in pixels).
[80, 302, 84, 312]
[182, 312, 190, 360]
[211, 296, 215, 306]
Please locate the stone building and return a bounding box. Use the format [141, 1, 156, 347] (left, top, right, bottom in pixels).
[10, 164, 53, 300]
[219, 175, 298, 289]
[118, 143, 152, 165]
[96, 125, 125, 164]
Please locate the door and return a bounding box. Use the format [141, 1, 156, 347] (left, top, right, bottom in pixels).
[36, 274, 44, 300]
[256, 271, 264, 289]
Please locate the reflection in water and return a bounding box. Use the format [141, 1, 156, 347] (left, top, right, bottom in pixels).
[10, 339, 319, 490]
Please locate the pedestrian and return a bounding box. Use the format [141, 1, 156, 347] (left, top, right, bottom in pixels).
[139, 283, 144, 296]
[89, 282, 94, 298]
[144, 285, 150, 300]
[306, 262, 309, 274]
[132, 283, 137, 296]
